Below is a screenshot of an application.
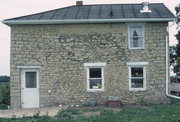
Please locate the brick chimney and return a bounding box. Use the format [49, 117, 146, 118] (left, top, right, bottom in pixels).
[76, 1, 83, 6]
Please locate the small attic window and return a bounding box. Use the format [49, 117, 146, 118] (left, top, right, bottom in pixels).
[128, 24, 145, 49]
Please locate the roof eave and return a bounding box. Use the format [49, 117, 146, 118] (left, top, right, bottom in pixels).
[2, 18, 175, 26]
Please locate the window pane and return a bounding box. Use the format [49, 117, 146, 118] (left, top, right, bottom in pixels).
[130, 27, 142, 36]
[89, 79, 102, 89]
[130, 38, 143, 48]
[90, 68, 101, 78]
[137, 38, 143, 47]
[130, 27, 136, 36]
[131, 79, 143, 88]
[131, 67, 143, 77]
[136, 27, 143, 36]
[26, 72, 37, 88]
[133, 37, 139, 47]
[130, 38, 133, 48]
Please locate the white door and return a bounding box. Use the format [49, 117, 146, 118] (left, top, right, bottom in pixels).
[21, 69, 39, 108]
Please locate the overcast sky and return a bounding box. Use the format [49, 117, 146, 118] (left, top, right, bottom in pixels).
[0, 0, 179, 76]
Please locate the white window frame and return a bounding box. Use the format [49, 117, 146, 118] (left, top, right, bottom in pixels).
[128, 23, 145, 49]
[127, 62, 148, 91]
[84, 63, 106, 92]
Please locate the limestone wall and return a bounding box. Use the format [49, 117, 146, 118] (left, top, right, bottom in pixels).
[10, 23, 168, 108]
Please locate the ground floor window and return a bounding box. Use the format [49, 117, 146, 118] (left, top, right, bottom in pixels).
[127, 62, 148, 91]
[84, 63, 106, 92]
[25, 71, 37, 88]
[21, 68, 39, 89]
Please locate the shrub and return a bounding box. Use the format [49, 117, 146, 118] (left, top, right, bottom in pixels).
[0, 82, 10, 108]
[0, 104, 8, 110]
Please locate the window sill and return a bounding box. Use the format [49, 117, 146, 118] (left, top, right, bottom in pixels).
[129, 89, 146, 92]
[129, 47, 145, 50]
[86, 89, 105, 93]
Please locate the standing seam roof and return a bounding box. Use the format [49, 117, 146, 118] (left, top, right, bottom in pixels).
[3, 3, 175, 23]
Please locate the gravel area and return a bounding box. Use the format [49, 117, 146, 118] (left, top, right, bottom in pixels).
[170, 83, 180, 92]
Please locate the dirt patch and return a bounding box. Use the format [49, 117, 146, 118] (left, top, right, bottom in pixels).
[0, 105, 121, 118]
[81, 106, 121, 112]
[170, 83, 180, 92]
[78, 106, 121, 117]
[0, 106, 68, 118]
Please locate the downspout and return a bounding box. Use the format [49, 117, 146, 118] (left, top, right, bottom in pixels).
[166, 21, 180, 99]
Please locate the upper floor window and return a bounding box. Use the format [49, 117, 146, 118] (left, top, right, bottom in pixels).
[128, 24, 145, 49]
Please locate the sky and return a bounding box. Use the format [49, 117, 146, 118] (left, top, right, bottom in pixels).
[0, 0, 179, 76]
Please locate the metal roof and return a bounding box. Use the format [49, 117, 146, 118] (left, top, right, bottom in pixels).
[2, 3, 175, 25]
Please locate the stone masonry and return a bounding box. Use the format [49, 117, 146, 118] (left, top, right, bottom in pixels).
[10, 23, 169, 108]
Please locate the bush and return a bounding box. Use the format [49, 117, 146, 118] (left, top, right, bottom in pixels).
[0, 76, 10, 82]
[0, 82, 10, 108]
[0, 104, 8, 110]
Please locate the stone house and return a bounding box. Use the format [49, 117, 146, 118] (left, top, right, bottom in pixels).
[2, 2, 175, 108]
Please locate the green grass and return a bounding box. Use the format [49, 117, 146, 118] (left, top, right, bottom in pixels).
[0, 101, 180, 122]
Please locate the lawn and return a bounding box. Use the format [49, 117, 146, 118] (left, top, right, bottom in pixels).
[0, 100, 180, 122]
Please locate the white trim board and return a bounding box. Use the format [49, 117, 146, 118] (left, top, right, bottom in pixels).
[126, 62, 149, 66]
[84, 63, 106, 67]
[2, 18, 175, 26]
[18, 66, 42, 69]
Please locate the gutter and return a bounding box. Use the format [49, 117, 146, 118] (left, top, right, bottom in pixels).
[166, 21, 180, 99]
[2, 18, 175, 26]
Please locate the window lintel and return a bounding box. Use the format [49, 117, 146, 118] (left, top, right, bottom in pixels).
[84, 63, 106, 67]
[126, 62, 149, 66]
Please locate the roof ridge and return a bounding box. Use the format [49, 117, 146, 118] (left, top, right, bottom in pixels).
[81, 3, 164, 6]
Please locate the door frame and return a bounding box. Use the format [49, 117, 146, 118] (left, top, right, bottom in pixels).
[21, 68, 40, 108]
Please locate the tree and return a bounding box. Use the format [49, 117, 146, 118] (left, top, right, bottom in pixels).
[175, 5, 180, 25]
[171, 4, 180, 76]
[0, 76, 10, 82]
